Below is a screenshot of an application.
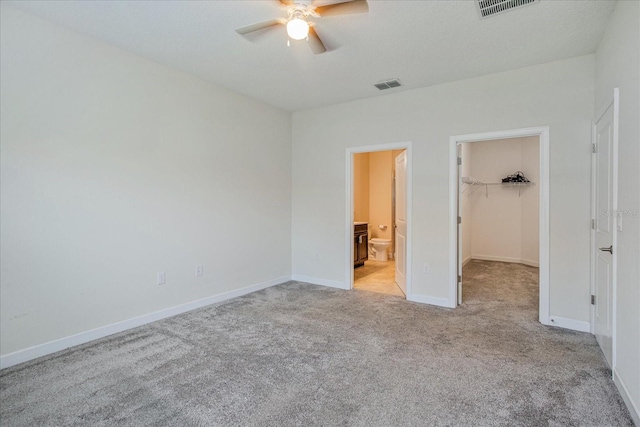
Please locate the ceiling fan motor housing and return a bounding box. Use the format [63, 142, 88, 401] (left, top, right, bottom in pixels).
[287, 4, 319, 20]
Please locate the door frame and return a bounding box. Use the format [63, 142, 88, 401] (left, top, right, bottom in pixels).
[448, 127, 550, 324]
[346, 141, 412, 298]
[590, 88, 619, 371]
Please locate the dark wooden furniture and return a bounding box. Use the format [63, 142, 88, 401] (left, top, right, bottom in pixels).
[354, 223, 368, 268]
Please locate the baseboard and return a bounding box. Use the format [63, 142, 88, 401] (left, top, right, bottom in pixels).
[291, 274, 348, 290]
[0, 275, 290, 370]
[462, 256, 472, 267]
[614, 369, 640, 426]
[519, 258, 540, 268]
[407, 293, 455, 309]
[471, 254, 539, 267]
[548, 315, 591, 333]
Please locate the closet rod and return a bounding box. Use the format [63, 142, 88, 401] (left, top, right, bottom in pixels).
[461, 178, 534, 197]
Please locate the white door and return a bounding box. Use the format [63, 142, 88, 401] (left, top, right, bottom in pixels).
[592, 96, 617, 368]
[395, 151, 407, 294]
[457, 144, 463, 305]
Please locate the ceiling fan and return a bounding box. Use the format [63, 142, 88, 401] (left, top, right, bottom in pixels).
[235, 0, 369, 54]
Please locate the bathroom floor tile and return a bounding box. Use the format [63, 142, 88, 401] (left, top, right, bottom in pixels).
[353, 260, 405, 297]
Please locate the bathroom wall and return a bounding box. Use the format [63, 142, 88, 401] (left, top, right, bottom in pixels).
[368, 151, 393, 245]
[353, 153, 370, 223]
[463, 137, 539, 266]
[353, 150, 396, 257]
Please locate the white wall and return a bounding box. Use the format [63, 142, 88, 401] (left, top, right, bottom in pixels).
[463, 137, 539, 266]
[460, 143, 472, 264]
[292, 54, 594, 323]
[520, 137, 540, 265]
[595, 0, 640, 422]
[0, 6, 292, 357]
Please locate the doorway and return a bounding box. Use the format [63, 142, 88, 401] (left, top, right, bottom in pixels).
[449, 127, 550, 324]
[346, 142, 412, 298]
[458, 136, 540, 306]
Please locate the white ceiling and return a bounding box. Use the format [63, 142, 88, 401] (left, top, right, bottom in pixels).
[6, 0, 617, 112]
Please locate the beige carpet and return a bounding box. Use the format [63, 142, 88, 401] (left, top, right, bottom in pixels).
[0, 260, 633, 426]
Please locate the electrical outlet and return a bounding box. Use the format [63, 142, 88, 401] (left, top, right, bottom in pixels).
[423, 263, 430, 274]
[196, 265, 203, 277]
[157, 272, 166, 285]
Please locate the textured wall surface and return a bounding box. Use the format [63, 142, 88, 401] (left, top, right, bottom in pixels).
[293, 55, 594, 323]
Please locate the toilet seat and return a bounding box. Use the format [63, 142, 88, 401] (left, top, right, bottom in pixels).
[369, 238, 391, 244]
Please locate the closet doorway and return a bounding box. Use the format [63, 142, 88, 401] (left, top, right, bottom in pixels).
[449, 128, 550, 325]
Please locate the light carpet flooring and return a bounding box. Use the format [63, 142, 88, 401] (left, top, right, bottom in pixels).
[353, 259, 404, 297]
[0, 261, 633, 426]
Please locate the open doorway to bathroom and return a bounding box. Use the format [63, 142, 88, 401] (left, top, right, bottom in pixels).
[351, 148, 406, 297]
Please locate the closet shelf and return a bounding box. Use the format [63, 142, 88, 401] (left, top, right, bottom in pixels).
[487, 182, 532, 186]
[462, 177, 534, 197]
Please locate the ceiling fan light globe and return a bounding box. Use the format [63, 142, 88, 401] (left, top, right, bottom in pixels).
[287, 18, 309, 40]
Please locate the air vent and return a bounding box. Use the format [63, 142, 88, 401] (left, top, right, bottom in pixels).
[476, 0, 538, 18]
[375, 79, 402, 90]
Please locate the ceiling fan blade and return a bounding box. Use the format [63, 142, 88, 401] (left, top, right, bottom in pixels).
[236, 19, 283, 35]
[307, 27, 327, 54]
[279, 0, 294, 5]
[314, 0, 369, 17]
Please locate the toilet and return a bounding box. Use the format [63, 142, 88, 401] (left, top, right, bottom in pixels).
[369, 238, 392, 261]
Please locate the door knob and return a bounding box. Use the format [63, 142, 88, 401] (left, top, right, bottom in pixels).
[599, 245, 613, 254]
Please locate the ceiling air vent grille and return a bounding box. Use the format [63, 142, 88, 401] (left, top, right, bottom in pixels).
[476, 0, 538, 18]
[375, 79, 402, 90]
